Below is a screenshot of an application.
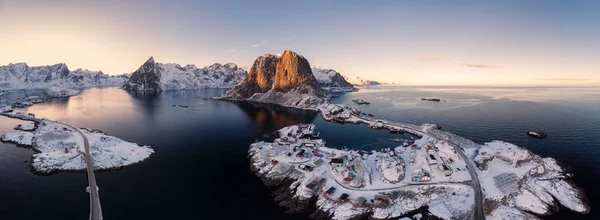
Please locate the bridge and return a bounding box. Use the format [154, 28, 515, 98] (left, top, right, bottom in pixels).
[0, 113, 103, 220]
[56, 121, 103, 220]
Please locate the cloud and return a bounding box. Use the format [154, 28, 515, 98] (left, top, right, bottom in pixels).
[251, 40, 268, 48]
[226, 48, 238, 53]
[536, 78, 590, 81]
[419, 55, 445, 61]
[460, 63, 505, 69]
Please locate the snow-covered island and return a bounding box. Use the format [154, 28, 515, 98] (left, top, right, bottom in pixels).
[45, 86, 80, 97]
[0, 105, 13, 113]
[0, 118, 154, 174]
[247, 104, 589, 220]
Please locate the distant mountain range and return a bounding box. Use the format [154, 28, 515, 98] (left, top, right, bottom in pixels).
[342, 75, 381, 86]
[0, 63, 129, 90]
[311, 67, 357, 92]
[1, 53, 382, 93]
[122, 57, 248, 92]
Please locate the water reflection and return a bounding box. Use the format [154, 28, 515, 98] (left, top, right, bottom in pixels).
[125, 90, 162, 120]
[235, 101, 318, 133]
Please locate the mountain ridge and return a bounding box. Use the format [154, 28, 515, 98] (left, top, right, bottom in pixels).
[122, 57, 248, 92]
[0, 62, 128, 90]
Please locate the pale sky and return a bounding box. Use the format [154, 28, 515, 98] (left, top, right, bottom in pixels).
[1, 0, 599, 86]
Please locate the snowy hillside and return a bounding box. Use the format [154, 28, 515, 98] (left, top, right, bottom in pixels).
[160, 62, 247, 90]
[0, 63, 129, 90]
[311, 67, 356, 92]
[343, 75, 380, 86]
[122, 57, 247, 91]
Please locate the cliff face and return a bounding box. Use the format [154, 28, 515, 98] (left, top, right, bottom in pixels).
[218, 50, 325, 108]
[230, 54, 279, 98]
[122, 57, 247, 92]
[122, 57, 162, 92]
[272, 50, 321, 93]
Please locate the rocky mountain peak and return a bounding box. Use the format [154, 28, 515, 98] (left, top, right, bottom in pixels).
[122, 57, 162, 92]
[272, 50, 320, 93]
[122, 57, 247, 91]
[146, 56, 155, 63]
[217, 50, 325, 108]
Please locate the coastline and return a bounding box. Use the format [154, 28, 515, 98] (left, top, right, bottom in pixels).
[0, 113, 154, 175]
[236, 99, 589, 219]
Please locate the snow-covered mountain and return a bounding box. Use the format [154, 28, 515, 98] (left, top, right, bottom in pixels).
[343, 75, 381, 86]
[0, 63, 129, 90]
[311, 67, 356, 92]
[216, 50, 325, 109]
[122, 57, 247, 92]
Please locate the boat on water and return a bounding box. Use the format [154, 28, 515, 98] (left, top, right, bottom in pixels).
[352, 99, 370, 105]
[421, 97, 442, 102]
[527, 131, 548, 138]
[389, 127, 404, 134]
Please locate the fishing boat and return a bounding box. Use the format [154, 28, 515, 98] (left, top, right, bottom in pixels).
[527, 131, 548, 138]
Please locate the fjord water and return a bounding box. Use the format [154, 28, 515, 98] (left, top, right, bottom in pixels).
[0, 86, 598, 219]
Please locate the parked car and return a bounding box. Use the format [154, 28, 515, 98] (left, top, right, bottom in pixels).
[299, 164, 313, 171]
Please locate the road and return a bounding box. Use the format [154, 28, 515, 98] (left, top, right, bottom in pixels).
[0, 114, 104, 219]
[55, 121, 103, 220]
[383, 121, 486, 220]
[322, 114, 485, 219]
[445, 139, 485, 220]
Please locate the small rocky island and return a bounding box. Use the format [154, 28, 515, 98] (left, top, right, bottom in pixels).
[1, 116, 154, 174]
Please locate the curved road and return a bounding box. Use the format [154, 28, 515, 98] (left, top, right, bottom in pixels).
[345, 118, 485, 220]
[0, 114, 104, 220]
[55, 121, 103, 220]
[388, 122, 485, 220]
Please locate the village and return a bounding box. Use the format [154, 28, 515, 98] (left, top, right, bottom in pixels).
[249, 119, 472, 210]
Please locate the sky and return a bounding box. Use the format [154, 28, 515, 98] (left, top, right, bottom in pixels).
[0, 0, 599, 86]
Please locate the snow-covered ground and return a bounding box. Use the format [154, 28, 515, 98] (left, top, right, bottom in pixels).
[0, 105, 13, 113]
[249, 124, 474, 219]
[475, 141, 589, 217]
[45, 86, 80, 97]
[15, 122, 36, 131]
[1, 131, 34, 145]
[0, 119, 154, 174]
[311, 67, 357, 92]
[248, 103, 589, 219]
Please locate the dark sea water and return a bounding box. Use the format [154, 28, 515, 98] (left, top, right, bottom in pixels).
[0, 86, 598, 219]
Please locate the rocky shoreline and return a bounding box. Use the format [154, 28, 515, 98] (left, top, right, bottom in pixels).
[243, 102, 589, 220]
